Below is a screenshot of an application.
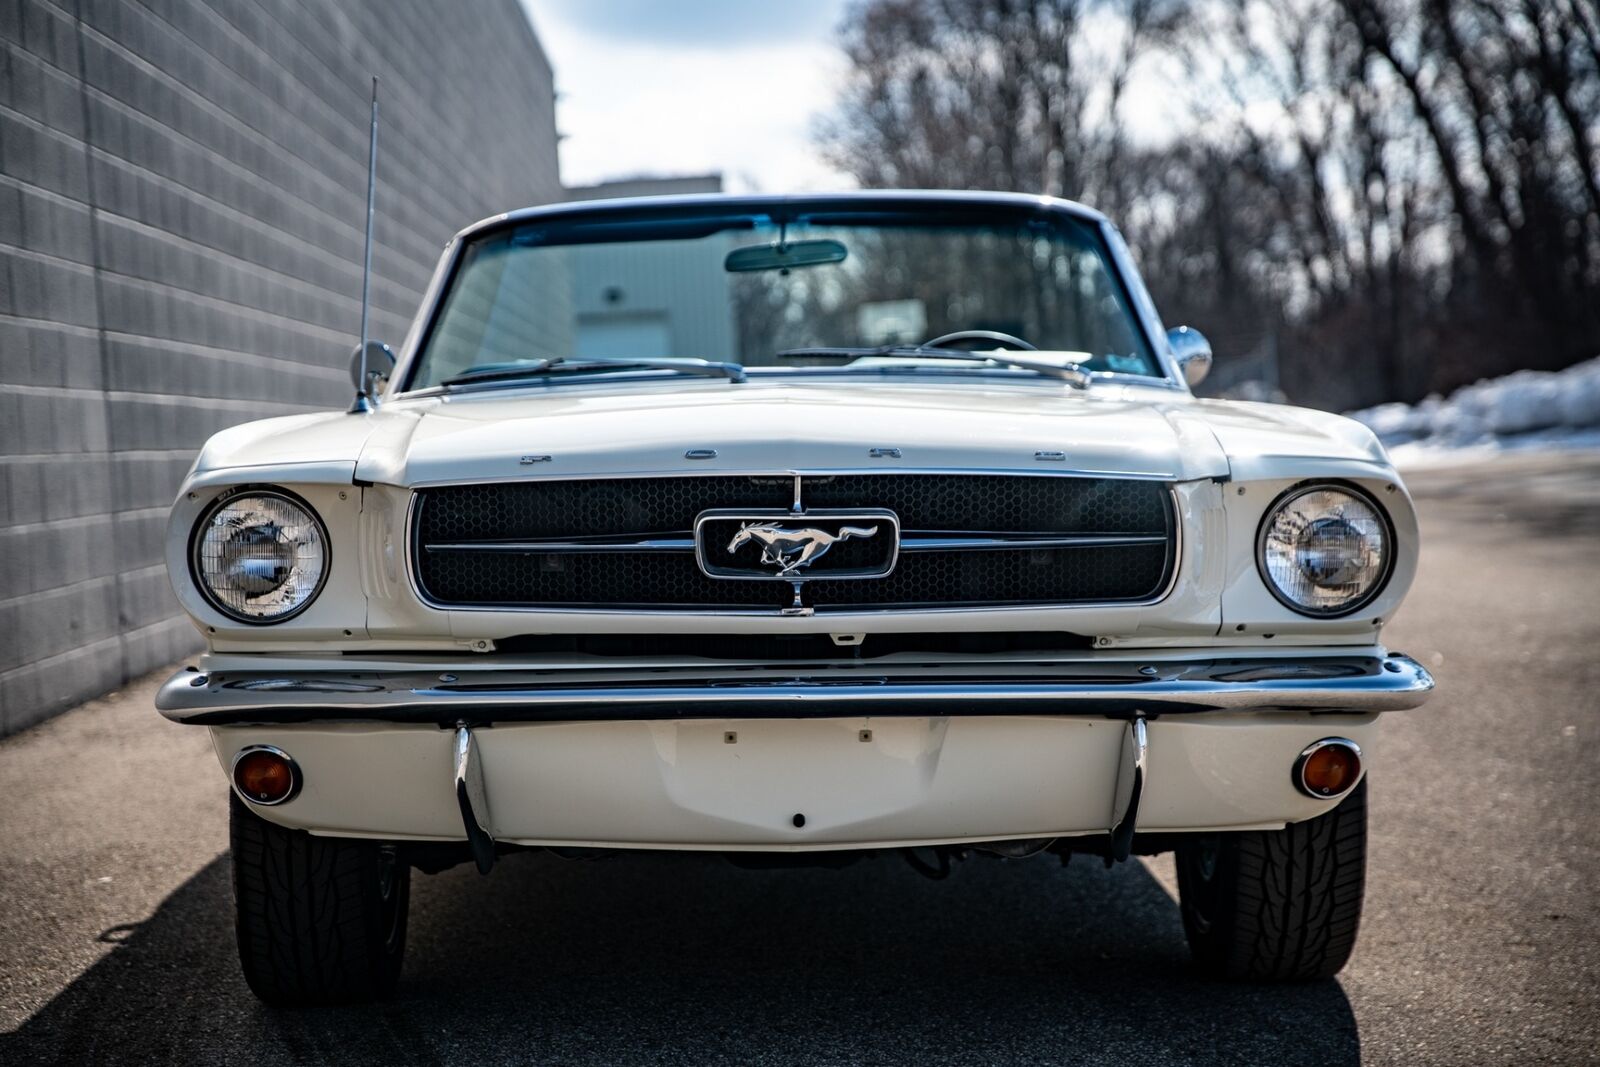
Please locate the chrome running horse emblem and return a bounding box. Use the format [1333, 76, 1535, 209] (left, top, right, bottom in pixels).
[727, 522, 881, 576]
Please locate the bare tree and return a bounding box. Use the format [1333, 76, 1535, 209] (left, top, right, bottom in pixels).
[819, 0, 1182, 215]
[818, 0, 1600, 410]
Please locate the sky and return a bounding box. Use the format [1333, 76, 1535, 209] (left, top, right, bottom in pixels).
[520, 0, 857, 194]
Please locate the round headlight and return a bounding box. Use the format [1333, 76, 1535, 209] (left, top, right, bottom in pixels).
[191, 489, 328, 623]
[1257, 483, 1392, 617]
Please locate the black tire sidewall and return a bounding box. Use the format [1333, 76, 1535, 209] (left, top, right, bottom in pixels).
[1175, 777, 1368, 982]
[230, 793, 411, 1005]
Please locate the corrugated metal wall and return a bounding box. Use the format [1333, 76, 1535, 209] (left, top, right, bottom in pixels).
[0, 0, 563, 735]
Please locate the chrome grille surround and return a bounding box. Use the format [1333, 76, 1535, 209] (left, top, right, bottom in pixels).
[408, 471, 1180, 614]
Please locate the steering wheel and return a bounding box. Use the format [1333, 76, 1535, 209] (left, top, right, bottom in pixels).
[920, 329, 1038, 351]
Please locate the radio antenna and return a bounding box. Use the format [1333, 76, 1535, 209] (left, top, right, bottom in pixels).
[349, 76, 380, 414]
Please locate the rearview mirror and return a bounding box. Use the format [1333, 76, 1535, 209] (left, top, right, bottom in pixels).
[725, 239, 848, 273]
[1167, 326, 1212, 387]
[349, 340, 396, 393]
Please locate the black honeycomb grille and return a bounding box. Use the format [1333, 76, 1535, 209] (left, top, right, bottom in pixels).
[800, 474, 1168, 533]
[418, 550, 786, 608]
[413, 474, 1174, 610]
[416, 476, 789, 542]
[816, 543, 1171, 609]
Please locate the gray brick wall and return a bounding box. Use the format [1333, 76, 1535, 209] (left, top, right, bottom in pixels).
[0, 0, 562, 735]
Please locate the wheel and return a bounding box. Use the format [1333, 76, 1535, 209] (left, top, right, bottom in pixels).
[1175, 778, 1367, 981]
[229, 793, 410, 1005]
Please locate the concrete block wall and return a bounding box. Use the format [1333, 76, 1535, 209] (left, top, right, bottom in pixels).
[0, 0, 563, 735]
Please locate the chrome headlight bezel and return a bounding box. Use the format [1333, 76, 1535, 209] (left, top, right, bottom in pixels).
[1254, 481, 1395, 618]
[188, 486, 331, 625]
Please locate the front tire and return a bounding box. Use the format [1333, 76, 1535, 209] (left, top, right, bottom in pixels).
[230, 793, 410, 1005]
[1175, 778, 1367, 981]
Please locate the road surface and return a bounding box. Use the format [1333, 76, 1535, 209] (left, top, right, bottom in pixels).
[2, 452, 1597, 1065]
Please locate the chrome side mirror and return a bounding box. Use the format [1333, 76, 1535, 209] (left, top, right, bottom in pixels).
[349, 340, 396, 395]
[1167, 326, 1212, 387]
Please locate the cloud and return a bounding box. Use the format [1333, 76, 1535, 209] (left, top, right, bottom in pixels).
[531, 0, 843, 47]
[521, 1, 855, 193]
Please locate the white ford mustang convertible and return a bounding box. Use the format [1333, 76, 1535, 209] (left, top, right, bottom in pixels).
[157, 192, 1433, 1004]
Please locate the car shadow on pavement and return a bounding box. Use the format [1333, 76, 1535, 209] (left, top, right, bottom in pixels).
[4, 848, 1360, 1066]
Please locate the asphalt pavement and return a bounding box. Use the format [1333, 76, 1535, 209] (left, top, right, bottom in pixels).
[2, 451, 1597, 1066]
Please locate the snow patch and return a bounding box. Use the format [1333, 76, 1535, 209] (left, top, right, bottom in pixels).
[1347, 356, 1600, 466]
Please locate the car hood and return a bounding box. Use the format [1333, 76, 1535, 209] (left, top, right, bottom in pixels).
[191, 379, 1392, 486]
[356, 380, 1229, 485]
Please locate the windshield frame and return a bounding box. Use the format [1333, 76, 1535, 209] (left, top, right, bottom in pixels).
[388, 192, 1184, 397]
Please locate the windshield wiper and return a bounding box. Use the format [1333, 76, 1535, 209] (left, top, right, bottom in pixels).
[776, 345, 1091, 388]
[439, 356, 746, 389]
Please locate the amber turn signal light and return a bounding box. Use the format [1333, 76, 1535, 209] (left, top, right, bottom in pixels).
[232, 746, 301, 805]
[1293, 738, 1362, 799]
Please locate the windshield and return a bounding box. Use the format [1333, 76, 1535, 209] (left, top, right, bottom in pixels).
[405, 207, 1164, 390]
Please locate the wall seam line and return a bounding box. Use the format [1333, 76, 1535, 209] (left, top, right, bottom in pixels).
[72, 0, 130, 692]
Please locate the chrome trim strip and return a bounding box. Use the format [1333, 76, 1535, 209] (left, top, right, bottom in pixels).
[388, 231, 464, 395]
[157, 654, 1434, 724]
[444, 191, 1115, 253]
[900, 533, 1168, 552]
[424, 534, 1166, 557]
[1100, 218, 1187, 389]
[425, 537, 696, 554]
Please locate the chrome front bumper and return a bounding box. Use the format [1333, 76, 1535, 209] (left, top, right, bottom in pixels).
[156, 653, 1434, 726]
